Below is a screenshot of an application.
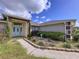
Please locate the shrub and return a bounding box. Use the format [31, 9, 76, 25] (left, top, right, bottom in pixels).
[31, 31, 65, 41]
[58, 35, 65, 41]
[73, 34, 79, 41]
[37, 31, 64, 41]
[62, 40, 72, 48]
[32, 39, 36, 43]
[37, 41, 44, 46]
[27, 34, 32, 37]
[27, 34, 32, 40]
[75, 43, 79, 48]
[49, 44, 55, 47]
[31, 31, 39, 36]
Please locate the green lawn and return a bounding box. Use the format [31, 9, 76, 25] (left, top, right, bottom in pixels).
[0, 40, 48, 59]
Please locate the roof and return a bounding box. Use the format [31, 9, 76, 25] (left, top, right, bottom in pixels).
[31, 19, 76, 26]
[30, 21, 40, 26]
[7, 15, 30, 22]
[40, 19, 76, 26]
[4, 14, 31, 20]
[0, 21, 7, 23]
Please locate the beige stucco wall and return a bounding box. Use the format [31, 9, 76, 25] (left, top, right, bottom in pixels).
[39, 23, 65, 33]
[24, 21, 29, 37]
[0, 23, 6, 33]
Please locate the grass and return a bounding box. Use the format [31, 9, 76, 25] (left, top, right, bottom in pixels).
[0, 40, 48, 59]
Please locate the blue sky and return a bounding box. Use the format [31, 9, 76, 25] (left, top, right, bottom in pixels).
[32, 0, 79, 26]
[0, 0, 79, 26]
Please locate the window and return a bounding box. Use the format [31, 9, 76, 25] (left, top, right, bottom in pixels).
[17, 28, 19, 32]
[66, 22, 71, 25]
[13, 27, 15, 32]
[66, 26, 70, 29]
[68, 31, 71, 34]
[20, 27, 22, 32]
[66, 35, 70, 38]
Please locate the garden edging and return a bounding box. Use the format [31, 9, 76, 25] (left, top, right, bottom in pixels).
[23, 38, 79, 53]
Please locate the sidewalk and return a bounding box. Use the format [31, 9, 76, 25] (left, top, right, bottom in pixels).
[17, 39, 79, 59]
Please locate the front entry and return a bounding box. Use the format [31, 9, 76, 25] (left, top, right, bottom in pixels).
[12, 25, 22, 36]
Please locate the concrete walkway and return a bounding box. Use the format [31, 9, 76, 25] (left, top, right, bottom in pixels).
[17, 39, 79, 59]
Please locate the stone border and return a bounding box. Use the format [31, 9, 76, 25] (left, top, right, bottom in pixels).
[23, 38, 79, 53]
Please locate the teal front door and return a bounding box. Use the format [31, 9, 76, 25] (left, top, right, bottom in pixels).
[13, 25, 22, 36]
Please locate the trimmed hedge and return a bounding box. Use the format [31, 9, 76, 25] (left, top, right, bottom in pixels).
[31, 31, 65, 41]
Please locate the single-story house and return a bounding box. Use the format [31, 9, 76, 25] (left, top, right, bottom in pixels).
[0, 14, 76, 40]
[0, 14, 30, 37]
[31, 19, 76, 39]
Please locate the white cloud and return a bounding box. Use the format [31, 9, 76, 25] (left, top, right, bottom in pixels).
[36, 16, 40, 18]
[39, 21, 44, 23]
[45, 2, 51, 10]
[0, 0, 51, 19]
[22, 0, 51, 14]
[36, 16, 46, 19]
[5, 8, 32, 19]
[41, 16, 46, 19]
[46, 19, 51, 21]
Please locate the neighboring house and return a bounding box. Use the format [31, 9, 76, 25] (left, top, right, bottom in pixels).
[31, 19, 76, 39]
[0, 14, 30, 37]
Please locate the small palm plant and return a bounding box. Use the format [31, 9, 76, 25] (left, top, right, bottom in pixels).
[62, 40, 72, 48]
